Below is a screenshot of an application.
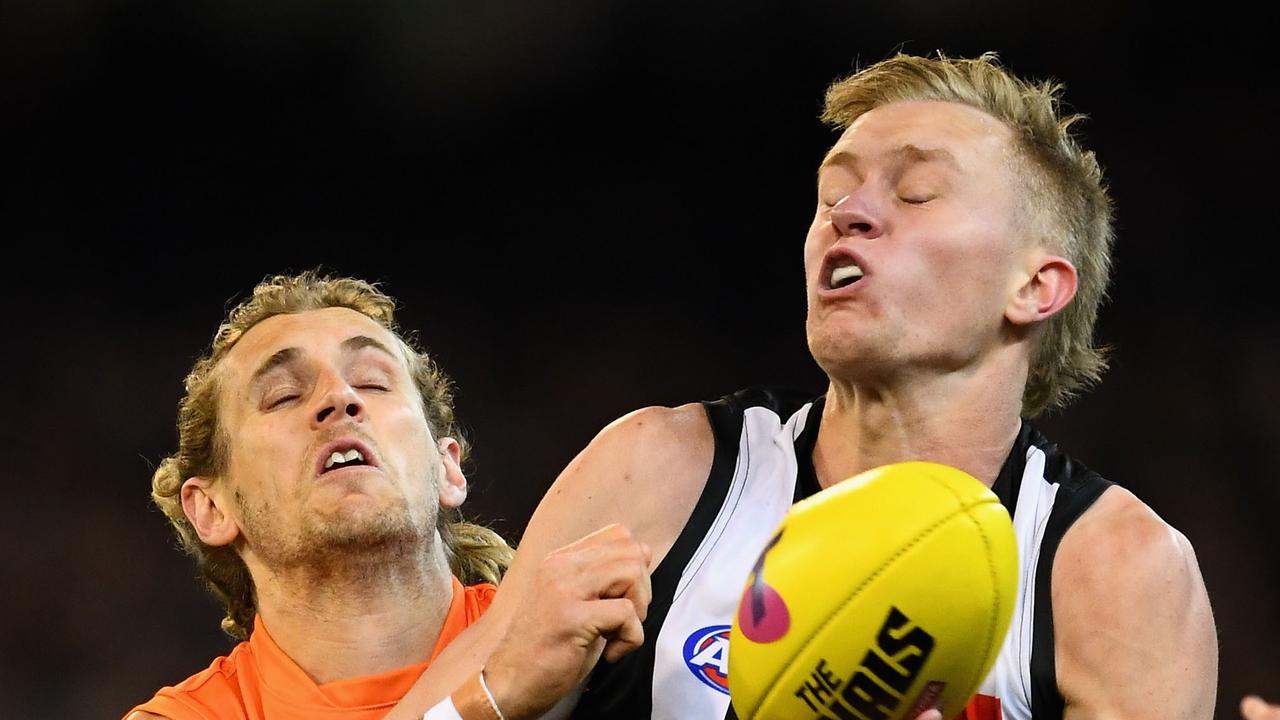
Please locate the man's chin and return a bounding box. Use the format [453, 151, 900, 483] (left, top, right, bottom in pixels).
[310, 502, 423, 547]
[809, 330, 875, 372]
[239, 491, 433, 572]
[311, 482, 404, 520]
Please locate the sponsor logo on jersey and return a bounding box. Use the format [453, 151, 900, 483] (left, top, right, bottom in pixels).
[683, 624, 731, 695]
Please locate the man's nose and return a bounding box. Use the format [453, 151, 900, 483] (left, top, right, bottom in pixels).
[830, 194, 884, 239]
[312, 383, 364, 427]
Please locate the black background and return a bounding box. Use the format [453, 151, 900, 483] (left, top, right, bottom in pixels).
[2, 1, 1277, 717]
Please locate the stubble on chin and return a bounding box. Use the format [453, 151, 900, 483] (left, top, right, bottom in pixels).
[234, 483, 438, 582]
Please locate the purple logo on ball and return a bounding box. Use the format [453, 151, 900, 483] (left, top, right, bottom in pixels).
[737, 529, 790, 643]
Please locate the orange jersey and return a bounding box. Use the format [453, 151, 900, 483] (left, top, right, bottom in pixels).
[128, 578, 495, 720]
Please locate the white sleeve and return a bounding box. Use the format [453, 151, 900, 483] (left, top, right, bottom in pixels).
[422, 696, 465, 720]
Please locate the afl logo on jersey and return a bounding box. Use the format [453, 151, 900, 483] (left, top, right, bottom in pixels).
[683, 624, 731, 695]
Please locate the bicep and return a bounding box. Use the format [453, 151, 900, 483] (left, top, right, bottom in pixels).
[1055, 488, 1217, 720]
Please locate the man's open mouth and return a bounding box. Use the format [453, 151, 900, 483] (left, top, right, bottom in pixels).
[828, 261, 864, 289]
[323, 447, 371, 472]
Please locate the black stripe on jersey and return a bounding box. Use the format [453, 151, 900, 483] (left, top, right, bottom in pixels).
[573, 398, 744, 718]
[1026, 427, 1113, 720]
[674, 388, 814, 606]
[576, 388, 820, 718]
[991, 421, 1036, 518]
[792, 394, 825, 502]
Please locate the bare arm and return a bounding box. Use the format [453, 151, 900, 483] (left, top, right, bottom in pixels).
[384, 403, 715, 719]
[502, 403, 715, 573]
[1055, 487, 1218, 720]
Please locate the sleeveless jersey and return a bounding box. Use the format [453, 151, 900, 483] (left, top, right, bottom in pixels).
[575, 387, 1112, 720]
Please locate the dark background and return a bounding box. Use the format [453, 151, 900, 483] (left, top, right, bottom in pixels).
[2, 1, 1277, 717]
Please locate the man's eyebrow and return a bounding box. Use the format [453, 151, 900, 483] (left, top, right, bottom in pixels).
[818, 148, 859, 176]
[341, 335, 398, 361]
[818, 144, 959, 176]
[249, 347, 301, 389]
[889, 144, 960, 170]
[248, 336, 397, 390]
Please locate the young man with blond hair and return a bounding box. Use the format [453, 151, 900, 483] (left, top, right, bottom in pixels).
[388, 53, 1219, 720]
[127, 273, 651, 720]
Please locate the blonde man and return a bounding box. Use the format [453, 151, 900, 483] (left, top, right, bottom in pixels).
[126, 273, 651, 720]
[387, 53, 1218, 720]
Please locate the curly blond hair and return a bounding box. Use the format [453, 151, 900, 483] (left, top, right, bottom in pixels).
[822, 52, 1115, 416]
[151, 271, 513, 640]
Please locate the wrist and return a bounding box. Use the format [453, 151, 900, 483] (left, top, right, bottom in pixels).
[451, 668, 506, 720]
[480, 662, 519, 719]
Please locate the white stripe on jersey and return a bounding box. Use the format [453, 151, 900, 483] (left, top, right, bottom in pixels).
[976, 445, 1056, 720]
[651, 404, 811, 719]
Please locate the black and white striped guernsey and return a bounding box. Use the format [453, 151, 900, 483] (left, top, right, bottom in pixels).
[572, 386, 1112, 720]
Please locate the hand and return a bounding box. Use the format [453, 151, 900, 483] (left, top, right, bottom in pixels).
[1243, 695, 1280, 720]
[482, 524, 652, 719]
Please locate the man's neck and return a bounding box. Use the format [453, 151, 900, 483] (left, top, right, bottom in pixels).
[249, 541, 456, 684]
[814, 362, 1024, 490]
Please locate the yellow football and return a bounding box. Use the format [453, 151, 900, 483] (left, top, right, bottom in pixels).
[728, 462, 1017, 720]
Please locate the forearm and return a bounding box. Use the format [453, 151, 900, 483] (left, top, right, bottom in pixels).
[384, 617, 507, 720]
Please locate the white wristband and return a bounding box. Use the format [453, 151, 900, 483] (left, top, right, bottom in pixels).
[423, 695, 465, 720]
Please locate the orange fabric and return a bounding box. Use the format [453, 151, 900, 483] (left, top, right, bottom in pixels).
[955, 693, 1003, 720]
[128, 578, 495, 720]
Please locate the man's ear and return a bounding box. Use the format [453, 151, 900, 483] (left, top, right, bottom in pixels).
[436, 437, 468, 509]
[1006, 254, 1078, 327]
[180, 477, 241, 547]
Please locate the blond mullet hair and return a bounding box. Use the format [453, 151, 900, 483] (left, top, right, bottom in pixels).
[822, 52, 1115, 416]
[150, 271, 513, 640]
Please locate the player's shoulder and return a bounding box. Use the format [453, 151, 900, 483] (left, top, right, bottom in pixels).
[593, 385, 816, 454]
[588, 402, 712, 466]
[531, 402, 715, 564]
[1052, 483, 1211, 647]
[125, 713, 168, 720]
[1059, 484, 1194, 575]
[1045, 467, 1217, 715]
